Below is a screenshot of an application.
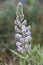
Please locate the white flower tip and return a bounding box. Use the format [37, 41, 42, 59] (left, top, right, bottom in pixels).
[18, 2, 22, 6]
[25, 39, 28, 43]
[14, 20, 17, 24]
[29, 25, 31, 29]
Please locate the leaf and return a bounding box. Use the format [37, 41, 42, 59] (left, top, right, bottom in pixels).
[9, 49, 29, 62]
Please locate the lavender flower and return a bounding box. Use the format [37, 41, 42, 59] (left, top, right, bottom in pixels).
[25, 30, 31, 36]
[14, 2, 32, 53]
[25, 44, 29, 50]
[25, 36, 32, 41]
[22, 25, 26, 33]
[15, 34, 22, 39]
[20, 37, 24, 43]
[16, 41, 22, 47]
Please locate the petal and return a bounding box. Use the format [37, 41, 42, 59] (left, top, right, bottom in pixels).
[16, 41, 22, 47]
[25, 44, 29, 50]
[22, 25, 26, 33]
[17, 47, 23, 53]
[14, 20, 17, 25]
[15, 26, 21, 33]
[17, 21, 22, 27]
[25, 36, 32, 41]
[25, 39, 28, 43]
[18, 2, 22, 6]
[22, 19, 27, 25]
[25, 30, 31, 36]
[15, 34, 22, 39]
[26, 25, 31, 31]
[20, 37, 24, 43]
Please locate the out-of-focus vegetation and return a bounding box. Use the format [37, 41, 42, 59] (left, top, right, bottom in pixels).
[24, 0, 43, 45]
[10, 44, 43, 65]
[0, 0, 17, 52]
[0, 0, 43, 65]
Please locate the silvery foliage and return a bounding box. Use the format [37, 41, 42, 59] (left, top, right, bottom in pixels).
[14, 2, 32, 53]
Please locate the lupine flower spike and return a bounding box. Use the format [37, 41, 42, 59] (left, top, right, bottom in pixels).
[14, 2, 32, 53]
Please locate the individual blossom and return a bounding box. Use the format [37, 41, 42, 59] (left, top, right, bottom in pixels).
[25, 30, 31, 36]
[22, 19, 27, 25]
[17, 21, 22, 28]
[25, 44, 31, 52]
[25, 36, 32, 42]
[20, 37, 24, 43]
[22, 25, 26, 34]
[17, 46, 23, 53]
[15, 34, 22, 40]
[26, 25, 31, 31]
[16, 41, 22, 47]
[25, 44, 29, 50]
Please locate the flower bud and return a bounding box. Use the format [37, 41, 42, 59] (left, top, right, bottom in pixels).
[26, 25, 31, 31]
[15, 26, 21, 33]
[14, 20, 17, 25]
[25, 39, 28, 43]
[22, 25, 26, 33]
[18, 2, 22, 7]
[16, 2, 24, 21]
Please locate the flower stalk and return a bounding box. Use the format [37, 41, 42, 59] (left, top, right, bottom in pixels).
[14, 2, 32, 53]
